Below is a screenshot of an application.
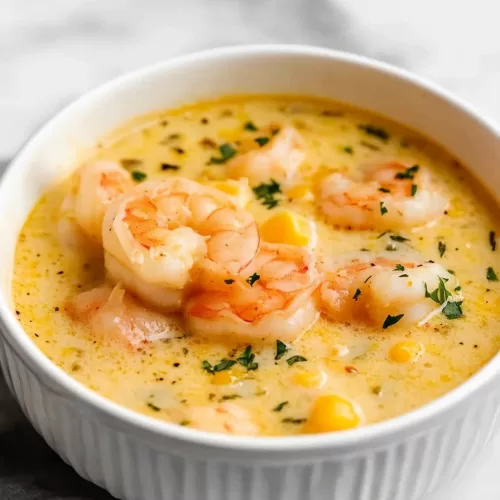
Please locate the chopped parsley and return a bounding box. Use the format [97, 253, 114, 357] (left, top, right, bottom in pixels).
[380, 201, 388, 215]
[364, 275, 372, 283]
[244, 121, 258, 131]
[358, 124, 389, 141]
[343, 146, 354, 154]
[246, 273, 260, 286]
[202, 359, 236, 374]
[161, 163, 181, 171]
[236, 345, 258, 371]
[286, 355, 307, 366]
[490, 231, 496, 251]
[282, 417, 307, 424]
[131, 170, 147, 182]
[208, 143, 237, 164]
[399, 274, 409, 278]
[385, 243, 397, 251]
[220, 394, 241, 401]
[377, 231, 389, 239]
[378, 187, 391, 193]
[411, 184, 418, 196]
[253, 179, 282, 209]
[394, 264, 405, 271]
[275, 340, 288, 360]
[390, 234, 409, 242]
[255, 137, 270, 147]
[438, 241, 446, 258]
[273, 401, 289, 412]
[487, 267, 499, 282]
[395, 165, 419, 180]
[382, 314, 404, 329]
[353, 288, 361, 301]
[224, 279, 235, 284]
[425, 276, 463, 319]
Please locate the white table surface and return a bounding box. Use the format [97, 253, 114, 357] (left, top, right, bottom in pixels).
[2, 1, 500, 498]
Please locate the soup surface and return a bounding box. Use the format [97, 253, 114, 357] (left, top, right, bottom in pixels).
[13, 96, 500, 436]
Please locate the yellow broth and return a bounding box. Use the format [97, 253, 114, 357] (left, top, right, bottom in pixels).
[12, 96, 500, 435]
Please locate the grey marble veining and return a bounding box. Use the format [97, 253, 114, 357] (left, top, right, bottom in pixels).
[1, 1, 500, 499]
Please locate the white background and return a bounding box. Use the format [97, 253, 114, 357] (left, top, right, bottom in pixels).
[1, 0, 500, 497]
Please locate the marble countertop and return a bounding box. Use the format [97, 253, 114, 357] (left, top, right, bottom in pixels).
[2, 0, 500, 498]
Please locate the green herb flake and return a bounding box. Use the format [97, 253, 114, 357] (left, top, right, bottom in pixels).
[147, 402, 161, 412]
[286, 355, 307, 366]
[202, 360, 214, 374]
[208, 143, 237, 164]
[454, 286, 462, 292]
[443, 301, 463, 319]
[214, 359, 237, 372]
[353, 288, 361, 301]
[390, 234, 409, 242]
[380, 201, 388, 215]
[377, 231, 389, 239]
[382, 313, 404, 329]
[343, 146, 354, 154]
[275, 340, 288, 360]
[161, 163, 181, 171]
[273, 401, 289, 412]
[246, 273, 260, 286]
[399, 274, 409, 278]
[490, 231, 497, 251]
[255, 137, 270, 147]
[425, 277, 451, 305]
[220, 394, 241, 401]
[438, 241, 446, 258]
[358, 124, 389, 141]
[253, 179, 282, 209]
[244, 121, 258, 131]
[364, 275, 372, 283]
[487, 267, 499, 282]
[131, 170, 147, 182]
[378, 187, 391, 193]
[224, 279, 235, 284]
[237, 345, 258, 371]
[411, 184, 418, 196]
[395, 165, 419, 180]
[386, 243, 397, 251]
[282, 417, 307, 424]
[394, 264, 405, 271]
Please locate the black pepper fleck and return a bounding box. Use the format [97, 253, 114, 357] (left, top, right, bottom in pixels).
[173, 362, 180, 367]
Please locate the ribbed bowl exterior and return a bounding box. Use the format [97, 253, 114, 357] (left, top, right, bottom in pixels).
[1, 335, 498, 500]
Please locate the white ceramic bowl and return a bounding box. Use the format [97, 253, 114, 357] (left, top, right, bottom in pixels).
[1, 45, 500, 500]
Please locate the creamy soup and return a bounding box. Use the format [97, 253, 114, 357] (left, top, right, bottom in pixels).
[13, 96, 500, 436]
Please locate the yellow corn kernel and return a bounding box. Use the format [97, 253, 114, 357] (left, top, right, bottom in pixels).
[293, 370, 327, 388]
[210, 180, 252, 208]
[218, 127, 241, 142]
[305, 395, 360, 433]
[389, 341, 423, 363]
[287, 184, 313, 201]
[260, 210, 314, 247]
[212, 370, 240, 386]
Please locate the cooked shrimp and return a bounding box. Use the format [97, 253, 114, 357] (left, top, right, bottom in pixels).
[68, 284, 177, 349]
[319, 252, 461, 327]
[185, 242, 321, 343]
[319, 161, 449, 230]
[62, 161, 133, 243]
[102, 178, 259, 310]
[227, 126, 305, 186]
[187, 403, 259, 435]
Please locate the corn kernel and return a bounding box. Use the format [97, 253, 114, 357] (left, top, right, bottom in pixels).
[389, 341, 423, 363]
[210, 180, 252, 208]
[305, 394, 360, 433]
[212, 370, 240, 386]
[260, 210, 314, 247]
[287, 184, 313, 201]
[293, 369, 327, 388]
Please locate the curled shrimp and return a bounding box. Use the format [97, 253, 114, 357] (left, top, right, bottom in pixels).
[61, 161, 133, 244]
[102, 178, 259, 310]
[184, 242, 321, 343]
[318, 161, 449, 230]
[319, 252, 460, 327]
[187, 403, 259, 435]
[227, 126, 305, 186]
[68, 284, 178, 349]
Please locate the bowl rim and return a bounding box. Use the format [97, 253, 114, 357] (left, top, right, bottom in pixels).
[1, 43, 500, 453]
